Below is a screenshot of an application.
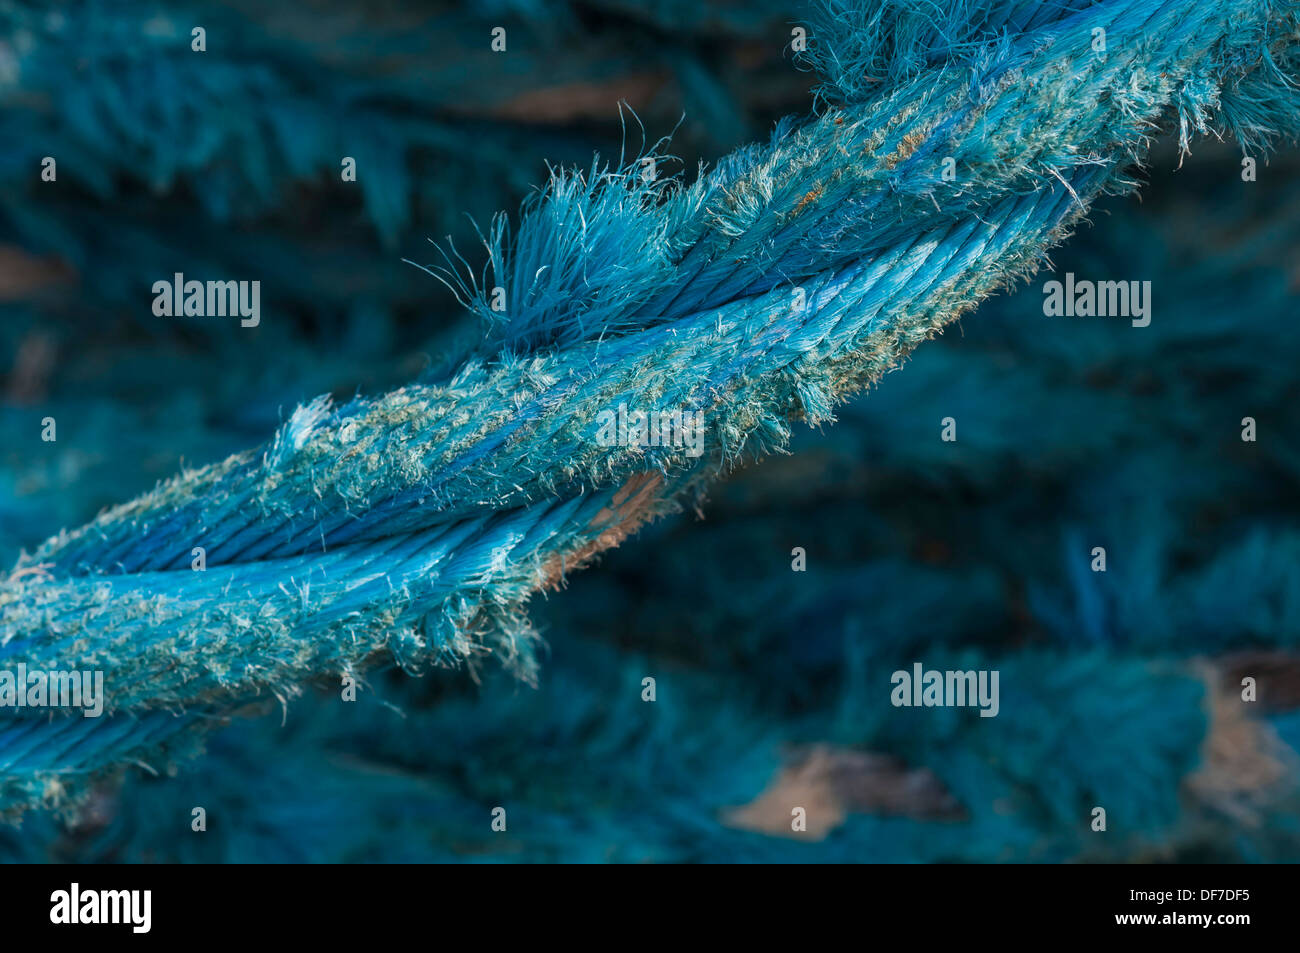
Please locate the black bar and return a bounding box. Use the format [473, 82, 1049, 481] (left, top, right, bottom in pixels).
[0, 863, 1287, 940]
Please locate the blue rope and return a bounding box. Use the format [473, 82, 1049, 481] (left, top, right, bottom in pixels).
[3, 0, 1299, 818]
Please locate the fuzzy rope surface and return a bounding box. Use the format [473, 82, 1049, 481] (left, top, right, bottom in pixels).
[3, 0, 1299, 817]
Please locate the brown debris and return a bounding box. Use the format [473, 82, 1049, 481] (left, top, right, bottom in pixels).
[793, 186, 824, 214]
[883, 129, 927, 169]
[1217, 650, 1300, 713]
[0, 245, 72, 301]
[1186, 659, 1299, 825]
[723, 743, 965, 840]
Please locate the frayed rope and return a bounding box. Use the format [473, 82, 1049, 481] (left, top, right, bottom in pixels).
[3, 0, 1299, 818]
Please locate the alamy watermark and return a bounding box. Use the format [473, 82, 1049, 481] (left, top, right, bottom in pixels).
[595, 403, 705, 458]
[0, 664, 105, 717]
[891, 663, 1000, 717]
[1042, 272, 1151, 327]
[152, 272, 260, 327]
[50, 884, 151, 933]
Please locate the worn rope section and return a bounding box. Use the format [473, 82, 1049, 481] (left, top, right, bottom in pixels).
[2, 0, 1299, 817]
